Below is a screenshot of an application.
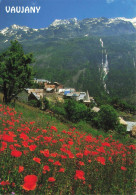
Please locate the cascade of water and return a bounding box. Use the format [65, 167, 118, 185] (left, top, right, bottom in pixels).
[133, 58, 136, 68]
[99, 38, 109, 93]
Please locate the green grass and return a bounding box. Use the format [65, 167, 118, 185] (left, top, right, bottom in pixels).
[0, 92, 135, 145]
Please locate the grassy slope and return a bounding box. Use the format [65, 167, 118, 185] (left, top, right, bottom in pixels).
[0, 93, 134, 144]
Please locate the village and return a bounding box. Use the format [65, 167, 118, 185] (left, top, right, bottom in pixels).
[16, 78, 136, 136]
[17, 78, 96, 109]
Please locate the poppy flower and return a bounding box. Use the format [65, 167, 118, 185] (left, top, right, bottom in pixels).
[58, 168, 65, 172]
[11, 150, 22, 157]
[18, 166, 24, 173]
[74, 170, 85, 180]
[43, 165, 50, 172]
[2, 134, 14, 142]
[48, 177, 56, 182]
[53, 161, 61, 166]
[121, 166, 127, 171]
[29, 145, 37, 151]
[79, 161, 85, 166]
[76, 153, 83, 158]
[50, 126, 57, 132]
[33, 157, 41, 164]
[22, 175, 38, 191]
[96, 157, 106, 165]
[1, 180, 10, 186]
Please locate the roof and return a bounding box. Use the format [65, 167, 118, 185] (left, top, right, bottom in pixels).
[64, 91, 71, 95]
[92, 107, 100, 112]
[46, 88, 54, 92]
[66, 93, 73, 97]
[30, 92, 41, 100]
[119, 117, 127, 126]
[45, 85, 56, 89]
[34, 78, 51, 83]
[26, 88, 44, 94]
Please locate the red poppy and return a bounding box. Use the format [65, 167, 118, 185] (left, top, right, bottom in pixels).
[53, 161, 61, 166]
[121, 166, 127, 171]
[76, 153, 83, 158]
[102, 142, 111, 147]
[20, 133, 29, 140]
[29, 144, 37, 151]
[1, 181, 10, 186]
[40, 149, 50, 157]
[43, 165, 50, 172]
[58, 168, 65, 172]
[2, 134, 14, 142]
[22, 175, 38, 191]
[50, 126, 57, 132]
[18, 166, 24, 173]
[48, 177, 56, 182]
[33, 157, 41, 164]
[79, 161, 85, 166]
[96, 157, 106, 165]
[97, 146, 105, 153]
[50, 152, 58, 157]
[74, 170, 85, 180]
[11, 150, 22, 157]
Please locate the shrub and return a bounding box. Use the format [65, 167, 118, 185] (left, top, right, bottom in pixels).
[97, 105, 119, 131]
[115, 124, 127, 135]
[64, 99, 87, 122]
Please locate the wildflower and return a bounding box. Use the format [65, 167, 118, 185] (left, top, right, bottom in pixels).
[50, 126, 57, 132]
[20, 133, 29, 140]
[43, 165, 50, 172]
[53, 161, 61, 166]
[58, 168, 65, 172]
[11, 150, 22, 157]
[76, 153, 83, 158]
[74, 170, 85, 180]
[33, 157, 41, 164]
[40, 149, 50, 157]
[102, 142, 111, 147]
[2, 134, 14, 142]
[22, 175, 38, 191]
[97, 146, 105, 153]
[79, 161, 85, 166]
[121, 166, 127, 171]
[48, 177, 56, 182]
[96, 157, 106, 165]
[29, 145, 37, 151]
[1, 181, 10, 186]
[18, 166, 24, 173]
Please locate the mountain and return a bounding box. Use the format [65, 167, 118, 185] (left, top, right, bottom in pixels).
[0, 17, 136, 102]
[0, 17, 136, 42]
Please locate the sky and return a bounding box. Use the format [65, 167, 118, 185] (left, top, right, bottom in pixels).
[0, 0, 136, 30]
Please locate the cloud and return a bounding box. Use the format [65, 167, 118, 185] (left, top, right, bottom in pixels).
[106, 0, 115, 3]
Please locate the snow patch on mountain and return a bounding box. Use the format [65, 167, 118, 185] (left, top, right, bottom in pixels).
[50, 19, 70, 27]
[1, 27, 9, 35]
[109, 17, 136, 28]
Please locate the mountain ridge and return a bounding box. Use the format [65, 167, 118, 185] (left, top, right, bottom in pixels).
[0, 17, 136, 41]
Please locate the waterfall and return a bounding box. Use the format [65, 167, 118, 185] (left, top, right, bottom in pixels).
[99, 38, 109, 93]
[133, 58, 136, 68]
